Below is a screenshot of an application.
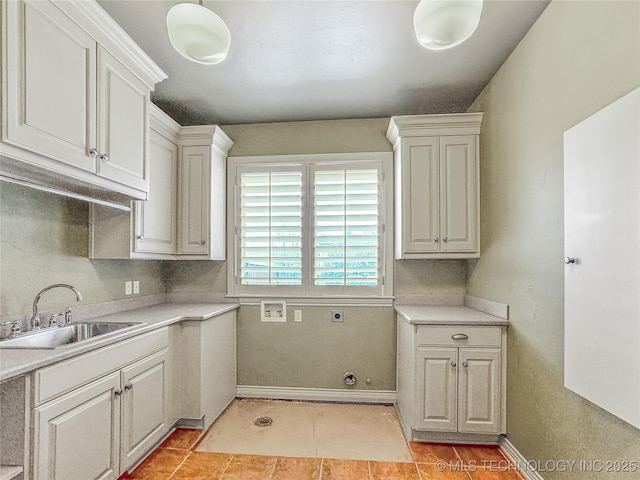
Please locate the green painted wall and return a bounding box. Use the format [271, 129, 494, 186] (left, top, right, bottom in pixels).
[466, 0, 640, 475]
[0, 182, 165, 317]
[237, 306, 396, 390]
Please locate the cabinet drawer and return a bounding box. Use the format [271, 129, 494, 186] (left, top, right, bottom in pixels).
[34, 328, 168, 406]
[416, 325, 501, 347]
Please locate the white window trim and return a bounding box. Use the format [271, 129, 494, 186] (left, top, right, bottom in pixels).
[227, 152, 394, 300]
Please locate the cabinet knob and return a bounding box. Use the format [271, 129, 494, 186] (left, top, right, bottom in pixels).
[200, 240, 206, 245]
[100, 153, 110, 163]
[462, 362, 468, 368]
[434, 236, 439, 242]
[137, 235, 144, 240]
[124, 383, 133, 391]
[89, 148, 99, 158]
[451, 361, 457, 368]
[451, 333, 469, 340]
[564, 257, 576, 264]
[443, 236, 448, 242]
[114, 388, 123, 397]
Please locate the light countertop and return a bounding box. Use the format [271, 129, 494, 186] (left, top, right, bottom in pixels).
[394, 305, 509, 326]
[0, 302, 238, 382]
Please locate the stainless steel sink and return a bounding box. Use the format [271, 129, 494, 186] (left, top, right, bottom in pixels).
[0, 321, 143, 349]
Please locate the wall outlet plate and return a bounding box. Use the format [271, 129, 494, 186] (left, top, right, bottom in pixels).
[125, 281, 132, 295]
[261, 300, 287, 323]
[133, 281, 140, 294]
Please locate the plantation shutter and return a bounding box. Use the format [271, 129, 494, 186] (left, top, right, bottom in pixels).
[239, 168, 303, 286]
[312, 166, 381, 289]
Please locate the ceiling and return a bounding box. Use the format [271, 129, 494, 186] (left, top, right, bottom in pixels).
[98, 0, 550, 126]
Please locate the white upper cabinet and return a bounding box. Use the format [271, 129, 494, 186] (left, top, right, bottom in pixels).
[97, 47, 150, 192]
[177, 127, 232, 259]
[439, 135, 477, 254]
[3, 0, 97, 172]
[89, 109, 233, 260]
[387, 114, 482, 259]
[1, 0, 166, 200]
[133, 106, 179, 256]
[179, 145, 211, 256]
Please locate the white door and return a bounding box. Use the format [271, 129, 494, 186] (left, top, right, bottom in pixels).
[458, 348, 501, 434]
[439, 135, 477, 253]
[564, 87, 640, 429]
[134, 130, 178, 254]
[178, 145, 211, 255]
[34, 373, 120, 480]
[400, 137, 440, 256]
[415, 347, 457, 432]
[120, 350, 168, 471]
[4, 0, 96, 171]
[97, 47, 149, 192]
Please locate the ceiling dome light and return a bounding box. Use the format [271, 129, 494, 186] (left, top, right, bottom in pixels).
[166, 2, 230, 65]
[414, 0, 483, 51]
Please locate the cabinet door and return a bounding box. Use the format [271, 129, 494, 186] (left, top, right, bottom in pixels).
[399, 137, 440, 255]
[415, 347, 457, 432]
[34, 372, 120, 480]
[458, 348, 501, 434]
[134, 130, 178, 254]
[120, 350, 168, 471]
[4, 0, 96, 171]
[439, 135, 477, 253]
[97, 47, 149, 192]
[178, 146, 211, 255]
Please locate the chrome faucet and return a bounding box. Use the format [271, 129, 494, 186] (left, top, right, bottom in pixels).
[30, 284, 83, 330]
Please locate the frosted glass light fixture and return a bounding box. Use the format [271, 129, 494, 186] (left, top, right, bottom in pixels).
[413, 0, 483, 51]
[166, 1, 230, 65]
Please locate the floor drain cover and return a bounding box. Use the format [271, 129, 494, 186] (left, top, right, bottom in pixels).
[254, 416, 273, 427]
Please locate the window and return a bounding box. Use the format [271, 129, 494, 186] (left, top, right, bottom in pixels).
[228, 153, 393, 299]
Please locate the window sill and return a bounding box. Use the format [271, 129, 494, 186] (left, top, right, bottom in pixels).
[225, 295, 394, 307]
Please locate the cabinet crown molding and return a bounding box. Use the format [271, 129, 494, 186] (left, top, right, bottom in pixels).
[386, 113, 483, 146]
[179, 125, 234, 155]
[53, 0, 167, 88]
[149, 106, 235, 156]
[150, 103, 182, 143]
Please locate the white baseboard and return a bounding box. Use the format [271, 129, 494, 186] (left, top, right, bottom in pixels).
[500, 436, 545, 480]
[236, 385, 396, 404]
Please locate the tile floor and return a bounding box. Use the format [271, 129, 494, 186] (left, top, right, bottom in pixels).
[127, 400, 525, 480]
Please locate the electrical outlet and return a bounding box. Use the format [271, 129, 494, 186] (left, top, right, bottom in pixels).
[331, 310, 344, 322]
[133, 281, 140, 294]
[125, 281, 132, 295]
[294, 310, 302, 322]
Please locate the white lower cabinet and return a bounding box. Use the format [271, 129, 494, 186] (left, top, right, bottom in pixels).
[34, 372, 121, 480]
[397, 320, 506, 443]
[416, 347, 501, 434]
[32, 331, 169, 480]
[120, 350, 168, 471]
